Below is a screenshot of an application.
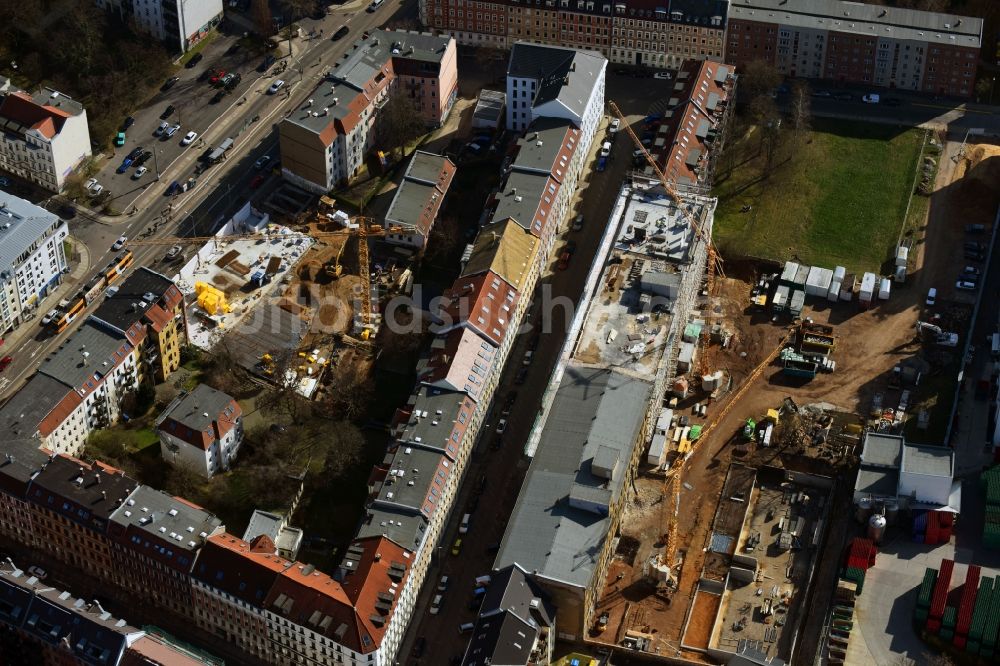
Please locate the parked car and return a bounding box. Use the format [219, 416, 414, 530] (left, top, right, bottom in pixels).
[0, 355, 13, 372]
[163, 123, 181, 138]
[862, 93, 880, 104]
[925, 288, 937, 306]
[154, 121, 169, 136]
[572, 214, 584, 231]
[85, 178, 102, 196]
[132, 166, 148, 179]
[210, 70, 227, 85]
[41, 309, 59, 326]
[161, 76, 179, 91]
[557, 250, 571, 270]
[811, 89, 832, 98]
[160, 105, 175, 120]
[165, 245, 183, 260]
[122, 116, 135, 130]
[136, 150, 152, 166]
[564, 240, 578, 254]
[255, 155, 272, 170]
[165, 180, 181, 196]
[496, 419, 507, 434]
[225, 73, 242, 90]
[267, 79, 286, 94]
[197, 68, 213, 82]
[966, 224, 987, 234]
[599, 141, 611, 158]
[332, 25, 350, 41]
[653, 71, 672, 80]
[114, 132, 126, 146]
[210, 90, 227, 104]
[186, 52, 203, 68]
[180, 131, 198, 146]
[956, 280, 978, 291]
[112, 235, 127, 251]
[437, 575, 449, 592]
[367, 0, 384, 11]
[522, 350, 534, 366]
[596, 156, 607, 172]
[515, 367, 528, 384]
[430, 595, 443, 614]
[451, 538, 462, 556]
[609, 117, 620, 134]
[116, 161, 131, 174]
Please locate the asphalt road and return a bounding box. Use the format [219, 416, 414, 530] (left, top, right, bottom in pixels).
[0, 0, 417, 401]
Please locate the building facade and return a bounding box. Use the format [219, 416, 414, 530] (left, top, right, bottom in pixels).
[156, 384, 244, 478]
[95, 0, 223, 52]
[419, 0, 728, 69]
[725, 0, 982, 98]
[0, 87, 91, 192]
[0, 192, 69, 333]
[279, 30, 458, 193]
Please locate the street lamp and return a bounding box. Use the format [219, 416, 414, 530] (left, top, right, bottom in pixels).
[152, 149, 161, 182]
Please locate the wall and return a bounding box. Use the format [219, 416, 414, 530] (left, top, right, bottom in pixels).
[160, 430, 212, 478]
[50, 111, 92, 191]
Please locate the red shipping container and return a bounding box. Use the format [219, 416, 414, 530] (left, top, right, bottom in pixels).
[956, 565, 981, 635]
[926, 515, 939, 545]
[954, 635, 966, 649]
[927, 618, 941, 633]
[938, 512, 955, 528]
[929, 559, 955, 620]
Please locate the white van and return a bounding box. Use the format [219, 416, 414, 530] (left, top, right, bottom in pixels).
[599, 141, 611, 158]
[367, 0, 383, 11]
[459, 513, 471, 534]
[474, 575, 492, 587]
[925, 288, 937, 306]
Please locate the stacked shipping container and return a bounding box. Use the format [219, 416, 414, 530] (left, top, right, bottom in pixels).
[983, 465, 1000, 549]
[913, 559, 1000, 658]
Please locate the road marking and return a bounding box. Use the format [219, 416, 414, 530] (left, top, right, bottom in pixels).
[30, 349, 38, 358]
[911, 102, 994, 115]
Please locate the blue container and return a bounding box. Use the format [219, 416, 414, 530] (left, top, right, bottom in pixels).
[913, 511, 928, 532]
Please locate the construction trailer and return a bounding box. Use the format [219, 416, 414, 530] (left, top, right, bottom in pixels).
[789, 289, 806, 317]
[858, 272, 878, 309]
[805, 266, 834, 297]
[772, 285, 790, 312]
[840, 273, 856, 302]
[780, 261, 809, 290]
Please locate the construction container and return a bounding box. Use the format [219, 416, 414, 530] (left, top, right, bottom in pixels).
[858, 272, 878, 308]
[648, 433, 668, 467]
[895, 245, 909, 267]
[772, 285, 790, 312]
[779, 261, 800, 287]
[981, 466, 1000, 549]
[833, 265, 847, 282]
[929, 559, 955, 624]
[878, 277, 892, 300]
[805, 266, 834, 297]
[784, 358, 818, 379]
[790, 290, 806, 317]
[827, 279, 841, 302]
[894, 265, 907, 284]
[840, 273, 856, 302]
[968, 576, 994, 648]
[941, 606, 957, 640]
[916, 568, 938, 624]
[672, 377, 689, 399]
[956, 565, 981, 638]
[677, 342, 696, 372]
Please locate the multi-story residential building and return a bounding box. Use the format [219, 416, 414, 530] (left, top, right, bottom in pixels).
[0, 192, 69, 333]
[645, 58, 735, 188]
[279, 30, 457, 193]
[0, 87, 91, 193]
[95, 0, 223, 53]
[0, 320, 142, 455]
[725, 0, 983, 98]
[107, 484, 224, 614]
[90, 266, 187, 382]
[505, 42, 606, 147]
[461, 564, 556, 666]
[419, 0, 728, 69]
[384, 151, 457, 251]
[0, 438, 50, 546]
[0, 559, 216, 666]
[491, 118, 585, 264]
[156, 383, 244, 478]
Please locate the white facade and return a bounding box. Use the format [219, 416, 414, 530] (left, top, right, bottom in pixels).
[0, 89, 91, 193]
[158, 412, 243, 478]
[0, 195, 69, 332]
[99, 0, 222, 52]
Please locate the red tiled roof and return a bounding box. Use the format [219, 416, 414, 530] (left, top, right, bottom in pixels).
[192, 533, 291, 606]
[37, 390, 82, 438]
[0, 92, 69, 138]
[439, 271, 519, 346]
[122, 635, 208, 666]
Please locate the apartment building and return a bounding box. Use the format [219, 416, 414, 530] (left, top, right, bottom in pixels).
[90, 266, 187, 382]
[156, 384, 244, 478]
[505, 41, 606, 146]
[384, 151, 457, 250]
[646, 58, 735, 188]
[0, 192, 69, 333]
[279, 30, 457, 193]
[95, 0, 223, 52]
[0, 87, 91, 192]
[725, 0, 983, 97]
[0, 560, 215, 666]
[0, 320, 142, 455]
[419, 0, 728, 68]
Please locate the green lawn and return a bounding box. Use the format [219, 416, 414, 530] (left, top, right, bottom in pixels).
[713, 119, 925, 274]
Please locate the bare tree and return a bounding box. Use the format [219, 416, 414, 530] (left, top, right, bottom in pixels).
[377, 93, 427, 160]
[739, 60, 782, 107]
[789, 81, 811, 144]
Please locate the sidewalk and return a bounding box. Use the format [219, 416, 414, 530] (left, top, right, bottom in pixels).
[2, 236, 92, 350]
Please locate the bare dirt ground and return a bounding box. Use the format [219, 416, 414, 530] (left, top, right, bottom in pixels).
[591, 139, 1000, 662]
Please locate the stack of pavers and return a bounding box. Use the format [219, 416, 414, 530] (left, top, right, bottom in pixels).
[914, 567, 938, 626]
[953, 565, 981, 649]
[827, 579, 858, 663]
[982, 465, 1000, 549]
[926, 558, 955, 634]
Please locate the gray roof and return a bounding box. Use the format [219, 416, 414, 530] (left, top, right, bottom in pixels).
[490, 170, 550, 231]
[854, 465, 899, 499]
[395, 386, 471, 455]
[0, 437, 49, 494]
[860, 433, 903, 468]
[462, 611, 535, 666]
[507, 42, 606, 122]
[496, 367, 652, 588]
[38, 321, 132, 391]
[356, 505, 428, 552]
[384, 152, 453, 233]
[109, 484, 223, 554]
[27, 454, 139, 527]
[729, 0, 983, 48]
[479, 564, 553, 626]
[0, 190, 64, 277]
[90, 266, 175, 334]
[371, 445, 447, 514]
[473, 90, 505, 123]
[406, 150, 450, 184]
[156, 383, 237, 434]
[0, 373, 73, 438]
[288, 29, 452, 136]
[512, 118, 575, 176]
[30, 87, 85, 117]
[902, 444, 953, 478]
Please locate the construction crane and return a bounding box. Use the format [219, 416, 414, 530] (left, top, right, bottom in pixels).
[659, 331, 792, 586]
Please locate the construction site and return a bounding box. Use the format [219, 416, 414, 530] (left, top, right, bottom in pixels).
[566, 109, 1000, 663]
[129, 197, 417, 402]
